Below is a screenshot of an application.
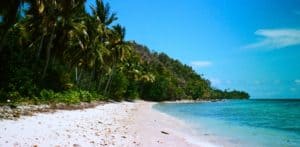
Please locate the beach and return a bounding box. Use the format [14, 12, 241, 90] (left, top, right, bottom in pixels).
[0, 101, 216, 147]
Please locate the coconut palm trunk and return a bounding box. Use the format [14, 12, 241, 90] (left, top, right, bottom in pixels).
[36, 33, 45, 60]
[42, 26, 56, 79]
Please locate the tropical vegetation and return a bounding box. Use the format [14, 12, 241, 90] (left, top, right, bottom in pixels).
[0, 0, 249, 104]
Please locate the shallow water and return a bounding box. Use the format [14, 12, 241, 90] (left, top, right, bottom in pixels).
[154, 99, 300, 147]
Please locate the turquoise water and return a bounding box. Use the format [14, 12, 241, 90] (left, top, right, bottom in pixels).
[154, 99, 300, 147]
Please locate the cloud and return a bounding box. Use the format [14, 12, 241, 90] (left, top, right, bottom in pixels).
[209, 78, 222, 86]
[190, 61, 212, 68]
[244, 29, 300, 49]
[295, 79, 300, 85]
[225, 80, 232, 84]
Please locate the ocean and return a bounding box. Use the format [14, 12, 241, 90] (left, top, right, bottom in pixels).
[153, 99, 300, 147]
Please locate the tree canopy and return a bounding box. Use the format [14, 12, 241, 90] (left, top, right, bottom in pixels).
[0, 0, 249, 104]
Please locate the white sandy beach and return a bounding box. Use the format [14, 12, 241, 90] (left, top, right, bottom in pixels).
[0, 101, 218, 147]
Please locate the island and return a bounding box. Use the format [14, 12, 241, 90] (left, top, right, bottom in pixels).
[0, 0, 251, 146]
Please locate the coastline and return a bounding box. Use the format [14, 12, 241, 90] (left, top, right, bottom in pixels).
[129, 101, 220, 147]
[161, 99, 225, 103]
[0, 101, 220, 147]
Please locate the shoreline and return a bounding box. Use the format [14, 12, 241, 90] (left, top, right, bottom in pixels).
[0, 100, 222, 147]
[161, 99, 225, 103]
[130, 101, 219, 147]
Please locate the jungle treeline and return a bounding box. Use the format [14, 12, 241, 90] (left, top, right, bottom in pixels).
[0, 0, 249, 104]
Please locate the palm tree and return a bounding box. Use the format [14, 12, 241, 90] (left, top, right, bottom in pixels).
[91, 0, 117, 26]
[22, 0, 88, 79]
[25, 0, 60, 79]
[61, 0, 118, 89]
[54, 0, 87, 58]
[0, 0, 25, 53]
[110, 25, 132, 61]
[104, 24, 133, 95]
[69, 0, 119, 91]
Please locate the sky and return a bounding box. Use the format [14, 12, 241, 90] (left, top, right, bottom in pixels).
[86, 0, 300, 98]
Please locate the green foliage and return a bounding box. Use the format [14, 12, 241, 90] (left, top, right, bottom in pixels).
[54, 90, 81, 104]
[132, 43, 250, 101]
[6, 91, 22, 100]
[108, 70, 129, 101]
[140, 75, 170, 101]
[0, 0, 250, 105]
[39, 89, 55, 99]
[39, 89, 105, 104]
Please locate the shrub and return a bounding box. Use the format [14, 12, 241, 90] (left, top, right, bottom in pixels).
[56, 90, 81, 104]
[79, 90, 93, 102]
[40, 89, 55, 99]
[7, 91, 21, 100]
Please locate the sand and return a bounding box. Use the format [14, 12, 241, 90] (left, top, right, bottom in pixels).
[0, 101, 219, 147]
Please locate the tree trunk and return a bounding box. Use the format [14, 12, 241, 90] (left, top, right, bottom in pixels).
[77, 68, 82, 85]
[52, 55, 56, 65]
[104, 74, 112, 96]
[42, 26, 56, 79]
[97, 71, 105, 91]
[0, 30, 10, 53]
[36, 33, 45, 60]
[104, 66, 114, 96]
[75, 66, 78, 82]
[88, 69, 94, 90]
